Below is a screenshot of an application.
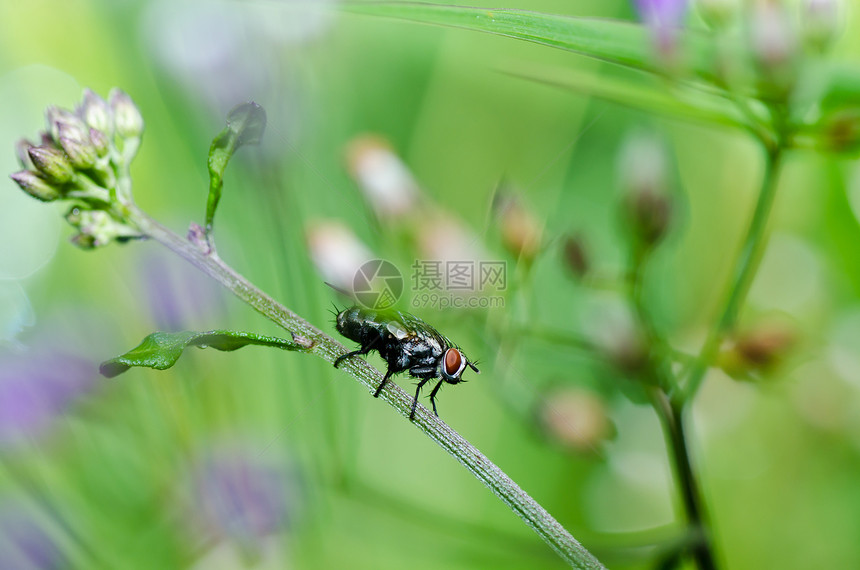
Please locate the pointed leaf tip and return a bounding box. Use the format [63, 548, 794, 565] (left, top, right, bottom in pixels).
[205, 102, 268, 233]
[227, 102, 267, 146]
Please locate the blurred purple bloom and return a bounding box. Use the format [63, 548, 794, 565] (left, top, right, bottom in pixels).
[0, 352, 96, 447]
[633, 0, 688, 51]
[187, 447, 295, 549]
[0, 505, 66, 570]
[141, 254, 223, 331]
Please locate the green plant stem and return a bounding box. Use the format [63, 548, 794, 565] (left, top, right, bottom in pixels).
[650, 390, 716, 570]
[627, 246, 716, 570]
[127, 205, 604, 570]
[681, 145, 783, 403]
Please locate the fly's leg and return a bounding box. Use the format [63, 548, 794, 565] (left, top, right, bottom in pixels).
[427, 378, 445, 417]
[334, 338, 378, 368]
[373, 368, 395, 398]
[333, 349, 365, 368]
[409, 377, 431, 421]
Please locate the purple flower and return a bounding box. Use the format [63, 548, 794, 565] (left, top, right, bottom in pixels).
[183, 444, 298, 554]
[633, 0, 689, 53]
[141, 254, 223, 331]
[0, 504, 67, 570]
[0, 351, 96, 447]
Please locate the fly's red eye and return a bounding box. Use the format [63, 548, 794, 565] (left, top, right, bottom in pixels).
[444, 349, 463, 377]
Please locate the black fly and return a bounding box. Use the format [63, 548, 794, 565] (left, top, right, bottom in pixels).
[333, 306, 479, 420]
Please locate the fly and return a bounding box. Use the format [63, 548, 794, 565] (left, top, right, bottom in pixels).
[333, 306, 479, 420]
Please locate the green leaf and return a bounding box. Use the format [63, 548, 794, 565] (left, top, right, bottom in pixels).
[205, 102, 267, 234]
[504, 65, 748, 129]
[341, 3, 719, 82]
[100, 329, 311, 378]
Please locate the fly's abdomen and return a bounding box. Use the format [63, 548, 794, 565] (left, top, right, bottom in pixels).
[336, 307, 385, 345]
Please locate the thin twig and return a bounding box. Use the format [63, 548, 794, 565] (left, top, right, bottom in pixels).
[681, 144, 783, 404]
[650, 390, 716, 570]
[627, 244, 717, 570]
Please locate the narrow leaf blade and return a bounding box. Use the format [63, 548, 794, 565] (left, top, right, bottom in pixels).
[205, 102, 267, 232]
[341, 3, 718, 82]
[505, 65, 748, 129]
[100, 329, 309, 378]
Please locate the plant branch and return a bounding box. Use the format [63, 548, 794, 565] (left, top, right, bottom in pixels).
[626, 245, 716, 570]
[127, 205, 605, 570]
[650, 390, 716, 570]
[681, 145, 783, 403]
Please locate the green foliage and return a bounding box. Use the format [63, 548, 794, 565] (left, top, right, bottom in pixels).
[100, 329, 309, 378]
[342, 3, 707, 76]
[206, 102, 267, 233]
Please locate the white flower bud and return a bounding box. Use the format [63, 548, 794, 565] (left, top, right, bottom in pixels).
[346, 135, 419, 219]
[750, 2, 797, 70]
[306, 221, 375, 294]
[79, 88, 112, 134]
[45, 106, 86, 144]
[109, 88, 144, 140]
[802, 0, 841, 53]
[57, 123, 96, 169]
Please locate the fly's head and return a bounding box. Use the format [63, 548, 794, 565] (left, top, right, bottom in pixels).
[440, 347, 479, 385]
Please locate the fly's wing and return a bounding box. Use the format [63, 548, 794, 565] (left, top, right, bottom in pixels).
[388, 311, 448, 359]
[390, 311, 438, 338]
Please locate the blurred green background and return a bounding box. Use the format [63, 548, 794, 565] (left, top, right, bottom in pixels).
[2, 0, 860, 568]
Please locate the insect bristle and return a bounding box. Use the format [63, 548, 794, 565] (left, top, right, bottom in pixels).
[328, 302, 346, 326]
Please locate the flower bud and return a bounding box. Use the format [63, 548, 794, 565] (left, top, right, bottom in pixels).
[749, 1, 798, 96]
[719, 320, 796, 379]
[70, 232, 97, 250]
[79, 88, 112, 133]
[539, 387, 613, 453]
[15, 139, 35, 170]
[493, 190, 542, 262]
[57, 123, 96, 169]
[27, 145, 74, 184]
[345, 135, 419, 219]
[66, 209, 106, 248]
[633, 0, 688, 63]
[88, 127, 110, 157]
[45, 105, 83, 143]
[618, 132, 674, 247]
[624, 187, 673, 247]
[306, 220, 374, 294]
[109, 88, 144, 140]
[416, 214, 488, 272]
[64, 207, 140, 249]
[586, 296, 651, 377]
[819, 107, 860, 154]
[10, 170, 61, 202]
[606, 329, 651, 377]
[562, 234, 590, 279]
[750, 2, 795, 66]
[802, 0, 840, 54]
